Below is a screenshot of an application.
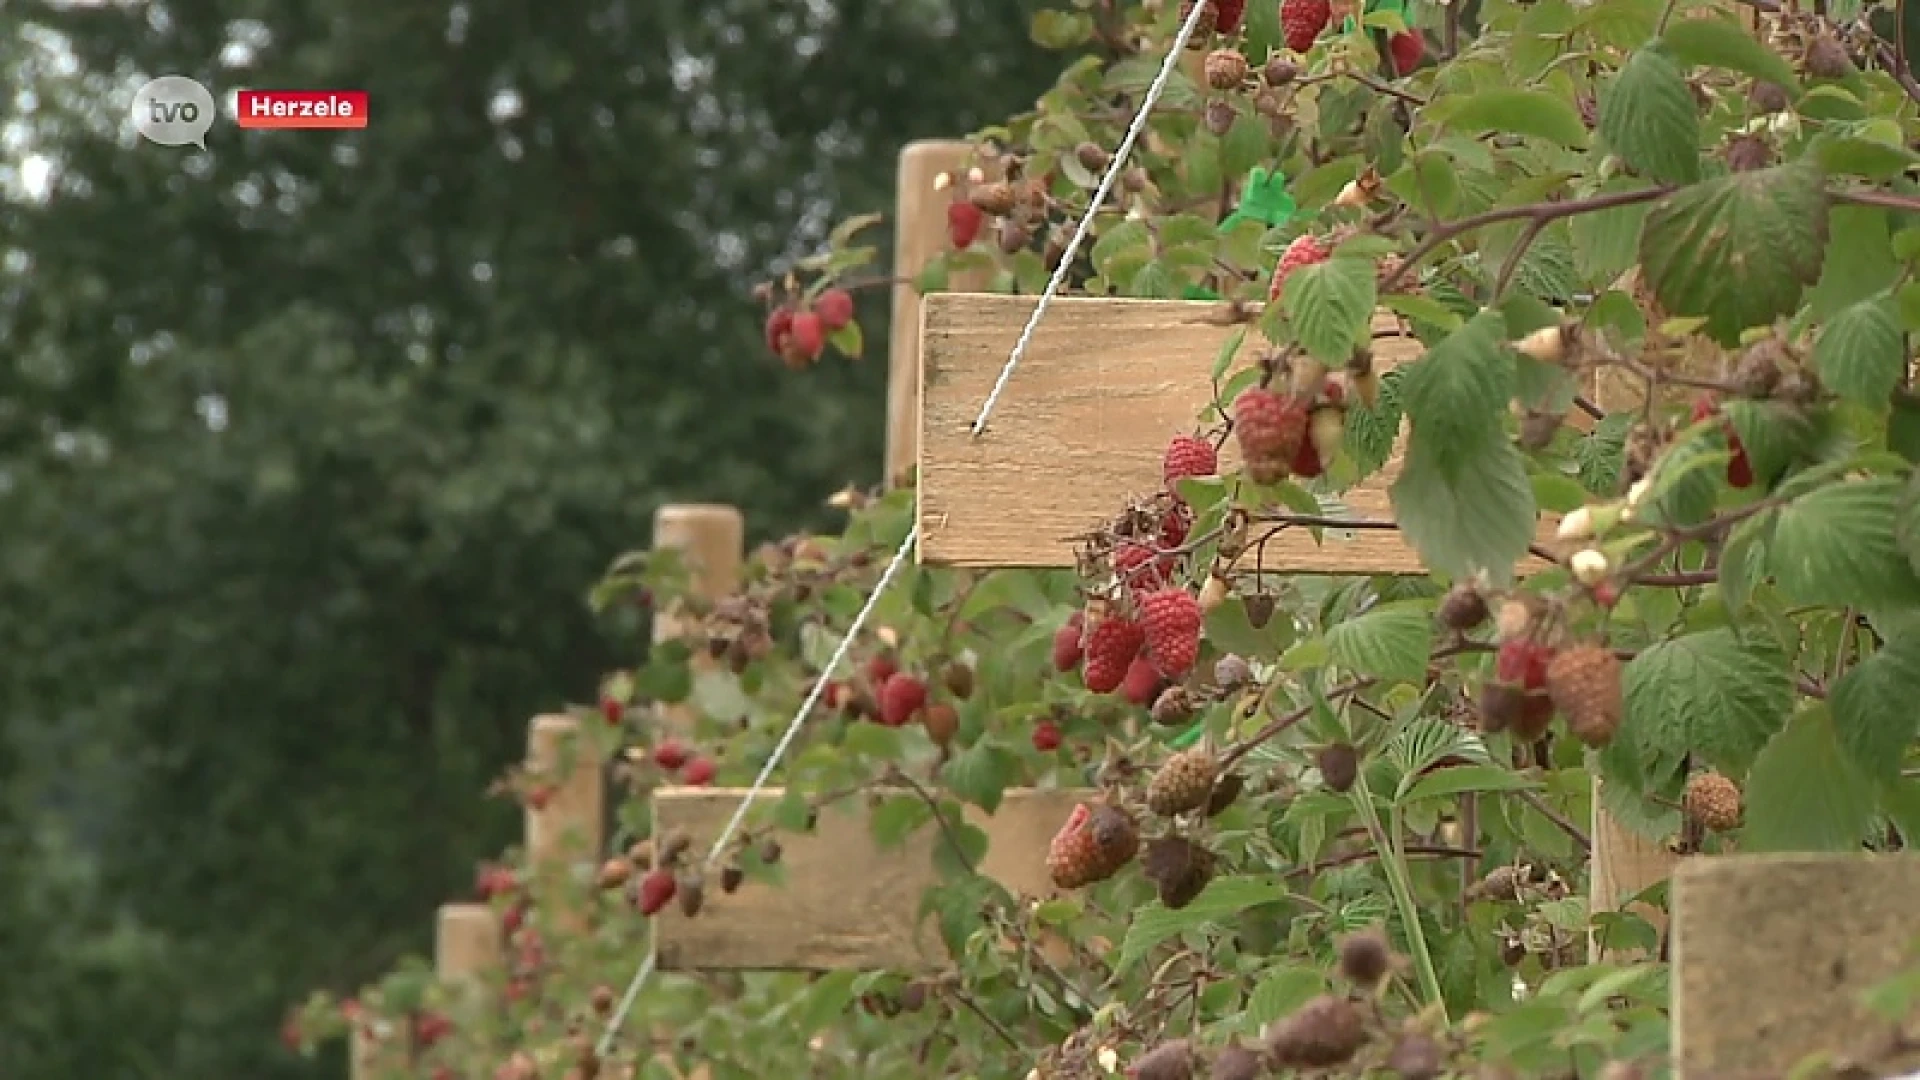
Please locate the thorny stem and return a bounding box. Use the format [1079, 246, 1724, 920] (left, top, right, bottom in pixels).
[1377, 186, 1673, 295]
[1513, 785, 1592, 853]
[1284, 842, 1482, 880]
[951, 991, 1022, 1051]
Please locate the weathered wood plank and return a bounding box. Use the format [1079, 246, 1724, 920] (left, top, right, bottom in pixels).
[1672, 853, 1920, 1078]
[916, 293, 1562, 571]
[650, 786, 1089, 971]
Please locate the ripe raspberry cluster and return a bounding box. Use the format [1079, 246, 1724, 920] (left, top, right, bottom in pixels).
[763, 284, 856, 370]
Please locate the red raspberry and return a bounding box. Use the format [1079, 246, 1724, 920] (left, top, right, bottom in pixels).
[1033, 719, 1063, 752]
[682, 756, 716, 786]
[764, 308, 793, 354]
[1728, 446, 1754, 488]
[637, 868, 677, 916]
[1159, 503, 1191, 551]
[1495, 639, 1552, 689]
[1163, 435, 1219, 488]
[600, 696, 623, 725]
[1290, 433, 1324, 478]
[789, 311, 826, 359]
[1269, 234, 1331, 304]
[866, 654, 897, 686]
[1120, 653, 1164, 705]
[653, 741, 688, 770]
[1388, 30, 1425, 74]
[822, 679, 849, 710]
[1053, 612, 1086, 671]
[1083, 617, 1146, 693]
[879, 673, 927, 726]
[1281, 0, 1333, 55]
[815, 287, 855, 331]
[1139, 588, 1204, 677]
[1113, 541, 1166, 592]
[413, 1011, 452, 1049]
[1691, 392, 1718, 423]
[1232, 387, 1309, 483]
[948, 201, 984, 249]
[1215, 0, 1247, 32]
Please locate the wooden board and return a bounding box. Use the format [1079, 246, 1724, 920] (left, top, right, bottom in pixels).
[916, 293, 1562, 571]
[1671, 853, 1920, 1078]
[650, 786, 1089, 971]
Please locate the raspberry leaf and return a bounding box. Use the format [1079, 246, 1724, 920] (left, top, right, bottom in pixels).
[1389, 430, 1536, 584]
[1638, 159, 1830, 346]
[1114, 875, 1285, 973]
[1395, 310, 1512, 464]
[1598, 46, 1701, 186]
[940, 740, 1019, 814]
[1742, 702, 1877, 852]
[1767, 476, 1920, 609]
[1623, 627, 1793, 772]
[1321, 600, 1432, 684]
[1659, 15, 1800, 91]
[1829, 630, 1920, 784]
[1281, 255, 1377, 364]
[1813, 293, 1903, 406]
[1429, 88, 1589, 149]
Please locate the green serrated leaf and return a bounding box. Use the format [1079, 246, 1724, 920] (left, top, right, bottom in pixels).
[1624, 627, 1793, 772]
[1322, 600, 1433, 682]
[1829, 630, 1920, 783]
[1814, 294, 1904, 407]
[1284, 256, 1378, 364]
[1568, 179, 1656, 287]
[1434, 89, 1590, 148]
[1743, 702, 1878, 852]
[1390, 429, 1538, 585]
[1115, 876, 1286, 972]
[1402, 763, 1540, 804]
[1660, 16, 1800, 89]
[1769, 477, 1920, 609]
[1395, 311, 1513, 463]
[1600, 46, 1702, 185]
[1245, 967, 1328, 1027]
[1638, 159, 1830, 346]
[940, 741, 1016, 813]
[1030, 9, 1095, 48]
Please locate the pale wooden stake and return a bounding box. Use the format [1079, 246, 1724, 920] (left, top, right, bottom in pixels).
[525, 714, 606, 869]
[649, 504, 745, 740]
[887, 141, 997, 488]
[1672, 853, 1920, 1077]
[435, 902, 503, 983]
[650, 787, 1087, 969]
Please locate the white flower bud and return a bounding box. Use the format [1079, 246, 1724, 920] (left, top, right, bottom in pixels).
[1514, 324, 1568, 363]
[967, 166, 986, 185]
[932, 171, 953, 191]
[1570, 548, 1610, 586]
[1334, 179, 1368, 208]
[1556, 506, 1594, 542]
[1098, 1047, 1120, 1073]
[1626, 477, 1651, 509]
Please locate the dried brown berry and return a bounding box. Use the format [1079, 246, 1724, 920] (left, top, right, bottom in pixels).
[997, 218, 1030, 255]
[1501, 936, 1527, 966]
[589, 984, 616, 1014]
[1205, 48, 1249, 90]
[1264, 56, 1299, 86]
[1214, 653, 1253, 689]
[759, 837, 783, 864]
[899, 980, 928, 1012]
[1152, 685, 1195, 727]
[1206, 773, 1245, 816]
[1684, 771, 1742, 832]
[968, 181, 1017, 216]
[1143, 835, 1217, 910]
[1732, 338, 1786, 398]
[625, 839, 653, 869]
[1179, 0, 1219, 41]
[1205, 99, 1237, 136]
[1243, 593, 1276, 628]
[1076, 141, 1111, 172]
[719, 864, 744, 893]
[1148, 748, 1217, 816]
[922, 701, 960, 748]
[1804, 33, 1851, 80]
[1316, 743, 1359, 794]
[1518, 408, 1562, 450]
[1266, 993, 1368, 1068]
[1337, 928, 1392, 988]
[1132, 1039, 1196, 1080]
[1211, 1045, 1263, 1080]
[1477, 680, 1522, 734]
[1724, 134, 1772, 172]
[1748, 79, 1789, 113]
[1471, 864, 1526, 902]
[942, 662, 975, 699]
[1388, 1033, 1444, 1080]
[1544, 643, 1623, 748]
[596, 858, 633, 890]
[676, 871, 705, 917]
[1436, 584, 1489, 631]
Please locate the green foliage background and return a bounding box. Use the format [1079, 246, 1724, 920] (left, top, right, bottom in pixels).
[0, 2, 1059, 1077]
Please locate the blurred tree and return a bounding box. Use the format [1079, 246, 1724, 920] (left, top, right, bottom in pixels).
[0, 1, 1059, 1076]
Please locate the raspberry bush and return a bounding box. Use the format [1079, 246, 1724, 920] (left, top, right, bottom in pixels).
[296, 0, 1920, 1076]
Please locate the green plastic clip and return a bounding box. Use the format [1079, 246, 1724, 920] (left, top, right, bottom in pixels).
[1218, 166, 1298, 234]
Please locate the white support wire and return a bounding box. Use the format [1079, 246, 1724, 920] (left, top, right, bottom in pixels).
[966, 0, 1217, 436]
[598, 2, 1214, 1058]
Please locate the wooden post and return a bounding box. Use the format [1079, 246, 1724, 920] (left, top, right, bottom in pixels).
[650, 787, 1087, 969]
[525, 714, 605, 874]
[887, 141, 996, 488]
[1671, 853, 1920, 1077]
[435, 902, 503, 982]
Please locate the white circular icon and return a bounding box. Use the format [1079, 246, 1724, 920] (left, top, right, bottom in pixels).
[131, 76, 216, 149]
